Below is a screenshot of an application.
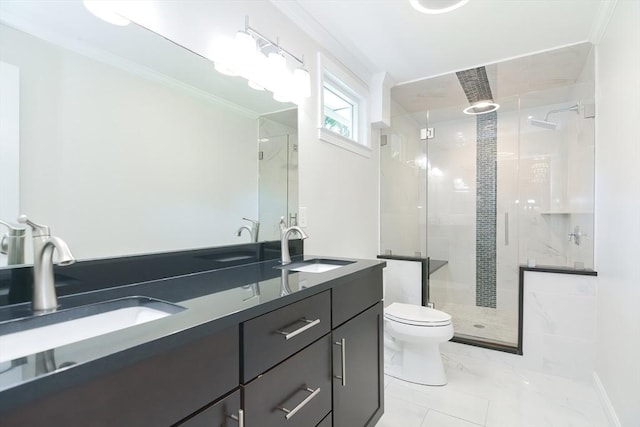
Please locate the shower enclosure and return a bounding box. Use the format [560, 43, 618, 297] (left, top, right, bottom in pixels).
[380, 43, 595, 351]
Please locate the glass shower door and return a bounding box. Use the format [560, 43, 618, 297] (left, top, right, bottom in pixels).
[426, 96, 520, 348]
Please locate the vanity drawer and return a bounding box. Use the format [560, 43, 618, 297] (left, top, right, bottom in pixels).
[243, 334, 332, 427]
[242, 290, 331, 381]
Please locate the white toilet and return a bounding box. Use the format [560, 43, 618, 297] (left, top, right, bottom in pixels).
[384, 302, 454, 386]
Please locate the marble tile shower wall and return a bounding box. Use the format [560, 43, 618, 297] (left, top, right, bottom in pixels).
[443, 271, 598, 381]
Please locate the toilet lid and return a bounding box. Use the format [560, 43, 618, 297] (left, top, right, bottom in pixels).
[384, 302, 452, 326]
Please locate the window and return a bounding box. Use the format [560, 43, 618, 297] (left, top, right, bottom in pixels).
[323, 81, 357, 140]
[318, 53, 370, 157]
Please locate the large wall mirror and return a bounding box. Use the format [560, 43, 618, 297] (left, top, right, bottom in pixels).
[0, 1, 298, 267]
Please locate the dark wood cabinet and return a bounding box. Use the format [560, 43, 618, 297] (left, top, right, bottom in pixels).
[243, 335, 332, 427]
[332, 302, 383, 427]
[178, 390, 241, 427]
[1, 264, 385, 427]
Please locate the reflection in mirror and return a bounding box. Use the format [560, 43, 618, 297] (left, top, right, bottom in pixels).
[0, 2, 298, 267]
[258, 109, 299, 241]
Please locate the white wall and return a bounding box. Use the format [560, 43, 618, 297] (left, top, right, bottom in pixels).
[136, 1, 380, 259]
[594, 1, 640, 425]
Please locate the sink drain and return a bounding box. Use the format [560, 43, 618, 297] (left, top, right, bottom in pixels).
[473, 324, 485, 329]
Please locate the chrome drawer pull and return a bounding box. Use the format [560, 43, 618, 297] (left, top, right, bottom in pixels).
[334, 338, 346, 386]
[229, 409, 244, 427]
[277, 387, 321, 420]
[275, 318, 321, 340]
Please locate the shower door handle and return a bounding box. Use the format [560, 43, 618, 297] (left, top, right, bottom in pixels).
[504, 212, 509, 246]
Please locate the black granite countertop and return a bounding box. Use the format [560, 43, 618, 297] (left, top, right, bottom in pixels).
[0, 255, 385, 411]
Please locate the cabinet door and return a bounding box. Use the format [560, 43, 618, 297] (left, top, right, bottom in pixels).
[178, 390, 241, 427]
[332, 303, 383, 427]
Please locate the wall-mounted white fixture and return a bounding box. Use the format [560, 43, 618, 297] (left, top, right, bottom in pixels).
[462, 100, 500, 115]
[82, 0, 130, 26]
[211, 17, 310, 104]
[409, 0, 471, 14]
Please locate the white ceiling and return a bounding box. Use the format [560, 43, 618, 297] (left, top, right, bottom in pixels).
[272, 0, 613, 84]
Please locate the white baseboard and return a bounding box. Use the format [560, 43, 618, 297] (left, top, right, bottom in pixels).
[592, 372, 622, 427]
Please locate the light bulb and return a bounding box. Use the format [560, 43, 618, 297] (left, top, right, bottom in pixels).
[211, 37, 238, 76]
[247, 52, 268, 90]
[233, 31, 258, 78]
[265, 52, 287, 94]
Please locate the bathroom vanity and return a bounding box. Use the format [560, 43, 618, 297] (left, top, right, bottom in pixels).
[0, 248, 385, 427]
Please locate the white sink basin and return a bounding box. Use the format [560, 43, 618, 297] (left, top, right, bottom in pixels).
[0, 297, 184, 364]
[289, 263, 344, 273]
[279, 258, 355, 273]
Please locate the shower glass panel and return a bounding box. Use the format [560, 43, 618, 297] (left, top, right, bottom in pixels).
[381, 43, 595, 351]
[519, 92, 595, 269]
[380, 120, 427, 258]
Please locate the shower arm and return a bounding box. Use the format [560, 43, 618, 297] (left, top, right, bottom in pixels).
[544, 104, 580, 121]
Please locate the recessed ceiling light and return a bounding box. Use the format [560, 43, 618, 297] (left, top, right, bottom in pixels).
[409, 0, 471, 14]
[463, 101, 500, 115]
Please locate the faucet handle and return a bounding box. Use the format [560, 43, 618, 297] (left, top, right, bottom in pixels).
[242, 217, 260, 226]
[0, 219, 25, 236]
[18, 214, 51, 238]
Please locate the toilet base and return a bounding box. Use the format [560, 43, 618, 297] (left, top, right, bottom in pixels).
[399, 341, 448, 386]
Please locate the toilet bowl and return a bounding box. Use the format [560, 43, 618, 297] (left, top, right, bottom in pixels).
[384, 302, 454, 386]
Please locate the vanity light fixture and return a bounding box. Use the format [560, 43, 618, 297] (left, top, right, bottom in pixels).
[210, 17, 310, 104]
[409, 0, 471, 14]
[462, 100, 500, 115]
[82, 0, 130, 26]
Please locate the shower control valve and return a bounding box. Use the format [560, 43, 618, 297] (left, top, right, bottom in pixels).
[568, 225, 586, 246]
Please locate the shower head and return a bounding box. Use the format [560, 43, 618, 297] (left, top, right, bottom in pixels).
[528, 103, 581, 130]
[528, 117, 557, 130]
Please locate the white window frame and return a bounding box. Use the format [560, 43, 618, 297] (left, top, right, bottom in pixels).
[317, 53, 370, 157]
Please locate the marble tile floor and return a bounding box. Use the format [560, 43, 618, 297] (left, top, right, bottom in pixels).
[377, 351, 610, 427]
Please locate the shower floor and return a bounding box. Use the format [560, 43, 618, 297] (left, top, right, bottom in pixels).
[440, 302, 518, 346]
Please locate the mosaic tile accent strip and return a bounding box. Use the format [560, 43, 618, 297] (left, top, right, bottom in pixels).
[475, 111, 497, 308]
[456, 67, 494, 104]
[456, 66, 497, 308]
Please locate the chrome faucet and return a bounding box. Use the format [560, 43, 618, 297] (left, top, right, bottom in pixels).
[18, 215, 75, 313]
[236, 217, 260, 242]
[280, 217, 308, 265]
[0, 219, 26, 265]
